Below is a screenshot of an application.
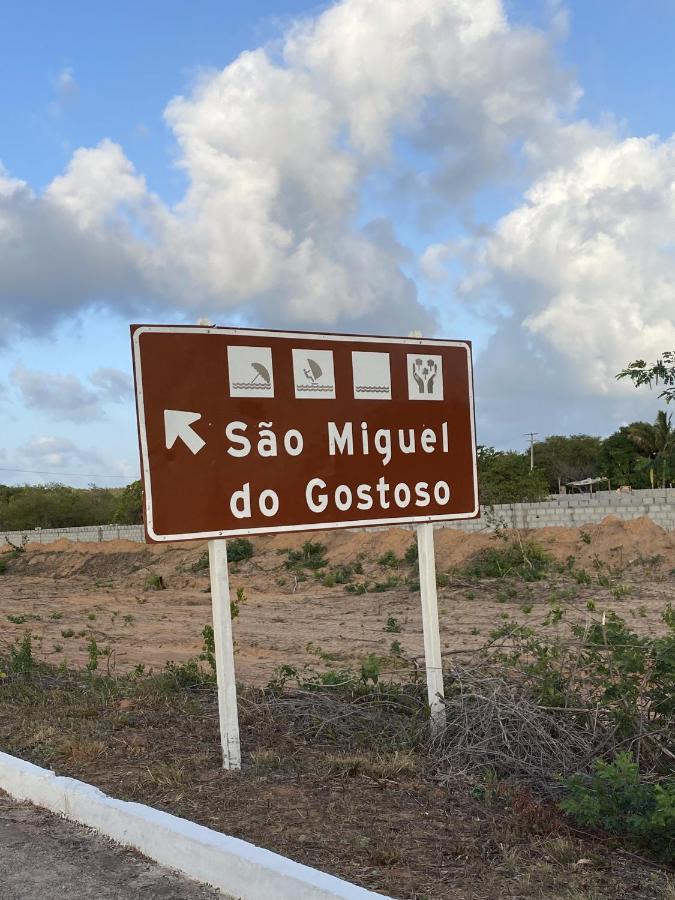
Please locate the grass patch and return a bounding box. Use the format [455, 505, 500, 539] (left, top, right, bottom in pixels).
[7, 613, 41, 625]
[143, 574, 165, 591]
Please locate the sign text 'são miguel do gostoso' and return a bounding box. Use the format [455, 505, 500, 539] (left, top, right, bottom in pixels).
[131, 326, 478, 541]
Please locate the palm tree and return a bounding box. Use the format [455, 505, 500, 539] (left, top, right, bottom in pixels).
[628, 411, 675, 487]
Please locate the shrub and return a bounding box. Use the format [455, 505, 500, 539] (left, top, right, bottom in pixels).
[404, 542, 418, 564]
[345, 583, 367, 595]
[0, 557, 7, 575]
[286, 541, 328, 570]
[333, 565, 355, 584]
[227, 538, 254, 563]
[464, 539, 551, 581]
[143, 574, 165, 591]
[561, 753, 675, 862]
[190, 551, 209, 573]
[371, 576, 400, 593]
[378, 550, 400, 568]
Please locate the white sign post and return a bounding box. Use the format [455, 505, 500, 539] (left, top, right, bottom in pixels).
[208, 539, 242, 770]
[416, 522, 445, 736]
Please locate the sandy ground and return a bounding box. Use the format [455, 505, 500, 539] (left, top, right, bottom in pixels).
[0, 794, 224, 899]
[1, 516, 674, 685]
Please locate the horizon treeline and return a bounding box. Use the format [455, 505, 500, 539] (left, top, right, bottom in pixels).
[480, 416, 675, 506]
[0, 480, 142, 531]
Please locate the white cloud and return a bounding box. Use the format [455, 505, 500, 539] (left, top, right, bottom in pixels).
[0, 0, 574, 341]
[47, 139, 149, 229]
[48, 65, 79, 117]
[55, 65, 78, 97]
[11, 365, 103, 423]
[462, 133, 675, 443]
[20, 436, 103, 470]
[89, 368, 133, 402]
[9, 364, 133, 422]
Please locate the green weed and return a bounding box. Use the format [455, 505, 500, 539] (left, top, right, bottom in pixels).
[384, 616, 402, 633]
[9, 632, 34, 675]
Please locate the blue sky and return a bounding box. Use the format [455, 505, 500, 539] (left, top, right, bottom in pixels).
[2, 0, 675, 486]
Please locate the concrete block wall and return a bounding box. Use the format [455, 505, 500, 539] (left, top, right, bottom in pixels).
[446, 491, 675, 533]
[1, 488, 674, 546]
[2, 524, 145, 547]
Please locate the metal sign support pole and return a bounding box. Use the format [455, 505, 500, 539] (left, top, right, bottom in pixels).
[417, 522, 445, 737]
[208, 539, 242, 770]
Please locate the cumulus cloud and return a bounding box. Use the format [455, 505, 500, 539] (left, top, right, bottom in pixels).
[0, 146, 154, 340]
[462, 133, 675, 443]
[0, 0, 574, 341]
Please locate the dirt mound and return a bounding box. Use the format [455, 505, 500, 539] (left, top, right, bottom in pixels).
[533, 515, 674, 569]
[7, 547, 157, 578]
[2, 516, 673, 579]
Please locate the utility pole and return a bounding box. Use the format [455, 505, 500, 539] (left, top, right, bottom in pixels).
[524, 432, 538, 471]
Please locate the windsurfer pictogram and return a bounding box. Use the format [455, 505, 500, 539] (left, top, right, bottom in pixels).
[292, 348, 336, 398]
[298, 358, 332, 391]
[297, 357, 332, 391]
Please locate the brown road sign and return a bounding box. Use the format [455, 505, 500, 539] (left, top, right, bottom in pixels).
[131, 325, 478, 541]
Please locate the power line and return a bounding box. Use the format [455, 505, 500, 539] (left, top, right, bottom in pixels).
[0, 467, 138, 480]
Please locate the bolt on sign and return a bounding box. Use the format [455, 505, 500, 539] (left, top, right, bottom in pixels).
[131, 325, 479, 541]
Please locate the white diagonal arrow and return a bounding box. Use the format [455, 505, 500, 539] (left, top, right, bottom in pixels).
[164, 410, 206, 455]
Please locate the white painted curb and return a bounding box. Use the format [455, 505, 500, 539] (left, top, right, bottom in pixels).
[0, 751, 393, 900]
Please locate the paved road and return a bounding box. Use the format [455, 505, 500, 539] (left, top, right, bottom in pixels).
[0, 794, 226, 899]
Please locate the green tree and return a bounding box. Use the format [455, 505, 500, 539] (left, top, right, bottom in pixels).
[477, 447, 549, 505]
[617, 351, 675, 403]
[531, 435, 603, 492]
[0, 484, 119, 530]
[627, 411, 675, 488]
[599, 426, 651, 489]
[112, 480, 143, 524]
